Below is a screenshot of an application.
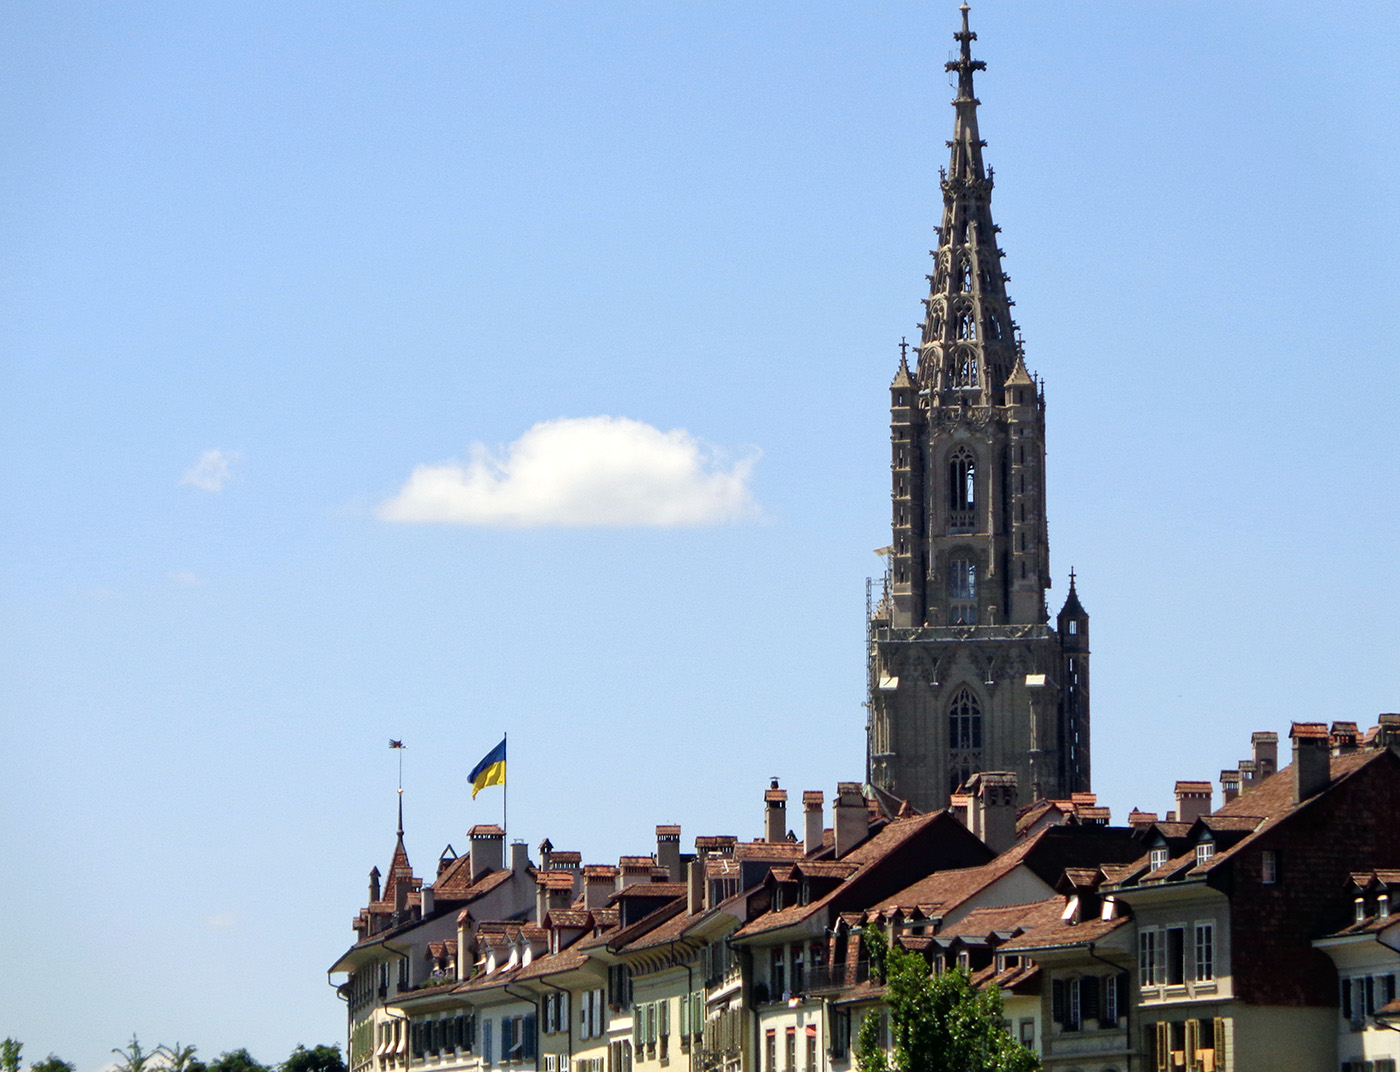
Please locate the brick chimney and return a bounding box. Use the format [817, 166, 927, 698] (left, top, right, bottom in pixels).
[1174, 782, 1212, 825]
[469, 825, 505, 884]
[802, 791, 824, 855]
[1220, 770, 1241, 805]
[1252, 731, 1279, 780]
[764, 780, 788, 843]
[1290, 722, 1331, 802]
[1238, 759, 1257, 792]
[833, 782, 868, 858]
[1379, 713, 1400, 751]
[969, 771, 1018, 853]
[656, 825, 682, 881]
[369, 866, 381, 904]
[687, 858, 706, 915]
[584, 865, 618, 909]
[1330, 722, 1359, 756]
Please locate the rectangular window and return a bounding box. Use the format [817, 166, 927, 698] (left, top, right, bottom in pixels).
[1139, 930, 1159, 988]
[785, 1028, 796, 1072]
[1103, 973, 1119, 1026]
[484, 1019, 494, 1067]
[830, 1011, 850, 1059]
[1194, 923, 1215, 982]
[1066, 977, 1081, 1032]
[792, 945, 805, 994]
[1195, 843, 1214, 867]
[771, 949, 787, 997]
[805, 1031, 817, 1072]
[1018, 1019, 1034, 1048]
[1166, 927, 1186, 986]
[765, 1031, 777, 1072]
[1149, 848, 1168, 871]
[1261, 850, 1277, 884]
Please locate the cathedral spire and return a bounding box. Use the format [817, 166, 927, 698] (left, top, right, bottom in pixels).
[915, 3, 1019, 407]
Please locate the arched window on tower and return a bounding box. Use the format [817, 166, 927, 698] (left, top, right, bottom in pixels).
[947, 555, 978, 624]
[944, 349, 979, 391]
[948, 687, 982, 790]
[948, 448, 976, 532]
[957, 309, 976, 340]
[960, 258, 973, 292]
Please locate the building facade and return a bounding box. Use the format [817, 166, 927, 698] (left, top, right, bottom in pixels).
[866, 5, 1089, 813]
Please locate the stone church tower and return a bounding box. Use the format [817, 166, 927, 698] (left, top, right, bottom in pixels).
[866, 6, 1090, 814]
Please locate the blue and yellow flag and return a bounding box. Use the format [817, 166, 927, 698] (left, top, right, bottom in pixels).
[469, 737, 506, 799]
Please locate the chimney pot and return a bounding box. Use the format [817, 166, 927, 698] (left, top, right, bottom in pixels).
[1290, 722, 1331, 802]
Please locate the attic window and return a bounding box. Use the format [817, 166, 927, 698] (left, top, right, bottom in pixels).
[1261, 850, 1277, 885]
[1356, 897, 1367, 923]
[1195, 842, 1214, 867]
[1149, 847, 1168, 870]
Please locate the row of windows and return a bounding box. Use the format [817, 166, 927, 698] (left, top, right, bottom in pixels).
[1147, 1018, 1224, 1072]
[1050, 973, 1128, 1032]
[1341, 972, 1399, 1026]
[762, 1026, 819, 1072]
[1139, 924, 1214, 989]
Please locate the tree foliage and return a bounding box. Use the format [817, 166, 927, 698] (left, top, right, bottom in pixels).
[157, 1043, 204, 1072]
[854, 930, 1040, 1072]
[280, 1045, 345, 1072]
[206, 1050, 272, 1072]
[30, 1057, 75, 1072]
[1, 1040, 21, 1072]
[112, 1038, 159, 1072]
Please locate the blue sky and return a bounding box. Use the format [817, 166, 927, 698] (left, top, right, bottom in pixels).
[2, 2, 1398, 1067]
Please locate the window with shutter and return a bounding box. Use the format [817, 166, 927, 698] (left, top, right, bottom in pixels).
[633, 1006, 643, 1050]
[1082, 975, 1099, 1024]
[1153, 1022, 1168, 1072]
[524, 1014, 537, 1061]
[1051, 978, 1065, 1023]
[484, 1017, 494, 1065]
[1184, 1020, 1198, 1072]
[1213, 1019, 1227, 1072]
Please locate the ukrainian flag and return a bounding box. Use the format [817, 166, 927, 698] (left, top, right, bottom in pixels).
[469, 737, 507, 799]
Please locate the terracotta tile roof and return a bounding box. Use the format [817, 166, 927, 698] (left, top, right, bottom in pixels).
[695, 835, 738, 851]
[998, 901, 1132, 952]
[1290, 722, 1329, 740]
[592, 908, 620, 927]
[612, 882, 687, 900]
[583, 898, 685, 952]
[469, 824, 506, 837]
[584, 865, 619, 878]
[929, 900, 1060, 942]
[656, 825, 682, 837]
[617, 902, 703, 953]
[765, 788, 788, 803]
[1174, 781, 1213, 794]
[433, 858, 514, 899]
[619, 856, 654, 870]
[733, 810, 987, 939]
[550, 851, 582, 866]
[802, 791, 824, 806]
[1199, 814, 1263, 833]
[736, 841, 803, 861]
[1127, 809, 1158, 826]
[545, 910, 593, 928]
[794, 861, 859, 880]
[536, 871, 577, 890]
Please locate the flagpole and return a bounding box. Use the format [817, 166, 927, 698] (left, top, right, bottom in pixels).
[502, 730, 508, 844]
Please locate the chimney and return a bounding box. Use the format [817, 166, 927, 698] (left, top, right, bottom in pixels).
[511, 841, 529, 875]
[538, 838, 554, 871]
[1252, 731, 1279, 781]
[1220, 770, 1241, 805]
[422, 885, 435, 916]
[1127, 809, 1158, 829]
[468, 825, 505, 884]
[656, 825, 682, 881]
[802, 791, 824, 855]
[584, 865, 618, 909]
[1174, 782, 1212, 825]
[764, 780, 788, 843]
[394, 878, 409, 917]
[971, 771, 1018, 853]
[369, 866, 381, 904]
[687, 858, 706, 915]
[1379, 714, 1400, 751]
[618, 856, 652, 890]
[1237, 759, 1257, 792]
[1291, 722, 1331, 802]
[1330, 722, 1360, 755]
[948, 791, 971, 829]
[833, 782, 868, 859]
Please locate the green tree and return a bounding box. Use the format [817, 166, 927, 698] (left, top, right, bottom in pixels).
[206, 1050, 271, 1072]
[2, 1039, 22, 1072]
[30, 1057, 75, 1072]
[157, 1043, 204, 1072]
[854, 931, 1040, 1072]
[112, 1037, 157, 1072]
[280, 1045, 345, 1072]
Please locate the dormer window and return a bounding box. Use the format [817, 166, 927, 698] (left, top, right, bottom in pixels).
[1196, 842, 1215, 868]
[1381, 895, 1392, 919]
[1356, 897, 1367, 923]
[1149, 847, 1168, 870]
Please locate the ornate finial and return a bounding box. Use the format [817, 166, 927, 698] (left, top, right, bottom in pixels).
[1068, 567, 1077, 589]
[899, 336, 909, 362]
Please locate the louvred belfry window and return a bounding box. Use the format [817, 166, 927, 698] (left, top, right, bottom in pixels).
[948, 448, 976, 531]
[948, 687, 982, 789]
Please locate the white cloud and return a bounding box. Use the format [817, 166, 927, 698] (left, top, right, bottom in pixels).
[180, 448, 240, 492]
[377, 416, 759, 528]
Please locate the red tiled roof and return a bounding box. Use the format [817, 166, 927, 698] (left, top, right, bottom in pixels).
[469, 824, 506, 836]
[536, 871, 577, 890]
